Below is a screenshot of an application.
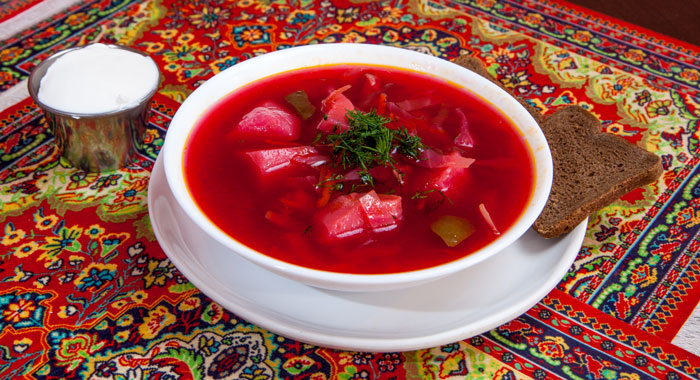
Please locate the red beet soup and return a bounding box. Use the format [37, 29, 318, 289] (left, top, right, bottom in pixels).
[183, 64, 534, 274]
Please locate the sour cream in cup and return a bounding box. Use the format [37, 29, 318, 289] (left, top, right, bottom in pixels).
[28, 43, 160, 172]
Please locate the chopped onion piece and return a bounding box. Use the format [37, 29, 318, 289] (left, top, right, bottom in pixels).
[396, 96, 439, 111]
[416, 149, 475, 169]
[386, 101, 414, 120]
[454, 109, 474, 148]
[479, 203, 501, 235]
[343, 169, 361, 181]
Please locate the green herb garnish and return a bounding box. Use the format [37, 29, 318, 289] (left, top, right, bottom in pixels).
[324, 109, 425, 186]
[316, 173, 345, 191]
[411, 189, 454, 204]
[411, 189, 435, 199]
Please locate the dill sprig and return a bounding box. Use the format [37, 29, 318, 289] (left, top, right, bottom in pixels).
[411, 189, 454, 204]
[324, 109, 425, 186]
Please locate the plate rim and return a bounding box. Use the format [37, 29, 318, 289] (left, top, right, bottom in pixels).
[148, 155, 587, 352]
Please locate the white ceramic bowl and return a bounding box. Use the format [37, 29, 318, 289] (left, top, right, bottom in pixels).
[161, 43, 552, 292]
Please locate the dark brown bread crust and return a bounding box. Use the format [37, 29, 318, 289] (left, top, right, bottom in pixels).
[532, 106, 662, 237]
[533, 106, 663, 238]
[452, 54, 663, 238]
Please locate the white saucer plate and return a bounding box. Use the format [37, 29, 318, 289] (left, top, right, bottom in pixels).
[148, 155, 587, 352]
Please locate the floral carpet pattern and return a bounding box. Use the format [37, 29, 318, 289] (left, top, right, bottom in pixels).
[0, 0, 43, 22]
[0, 0, 699, 379]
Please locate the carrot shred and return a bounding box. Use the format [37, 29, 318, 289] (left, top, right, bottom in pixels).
[322, 84, 352, 109]
[377, 93, 387, 115]
[317, 186, 333, 208]
[479, 203, 501, 235]
[265, 210, 296, 229]
[316, 168, 336, 207]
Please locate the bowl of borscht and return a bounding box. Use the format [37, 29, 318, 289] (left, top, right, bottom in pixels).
[160, 43, 552, 292]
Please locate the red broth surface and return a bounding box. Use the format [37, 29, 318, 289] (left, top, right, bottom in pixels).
[184, 64, 534, 274]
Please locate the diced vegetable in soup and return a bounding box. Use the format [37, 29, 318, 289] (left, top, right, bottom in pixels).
[184, 64, 534, 274]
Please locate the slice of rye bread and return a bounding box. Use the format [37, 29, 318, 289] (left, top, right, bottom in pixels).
[452, 55, 663, 238]
[533, 106, 662, 237]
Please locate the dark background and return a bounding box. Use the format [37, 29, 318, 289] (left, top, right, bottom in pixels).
[566, 0, 700, 47]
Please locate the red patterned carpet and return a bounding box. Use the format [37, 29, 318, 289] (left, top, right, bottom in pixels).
[0, 0, 699, 379]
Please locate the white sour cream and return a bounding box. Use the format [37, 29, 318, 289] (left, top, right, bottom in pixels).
[37, 44, 159, 114]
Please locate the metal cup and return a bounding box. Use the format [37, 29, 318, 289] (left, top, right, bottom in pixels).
[27, 44, 159, 172]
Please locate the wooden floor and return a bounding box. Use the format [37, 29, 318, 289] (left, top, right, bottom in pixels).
[565, 0, 700, 47]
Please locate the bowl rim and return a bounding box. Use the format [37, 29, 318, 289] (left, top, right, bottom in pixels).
[161, 43, 552, 290]
[27, 43, 161, 119]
